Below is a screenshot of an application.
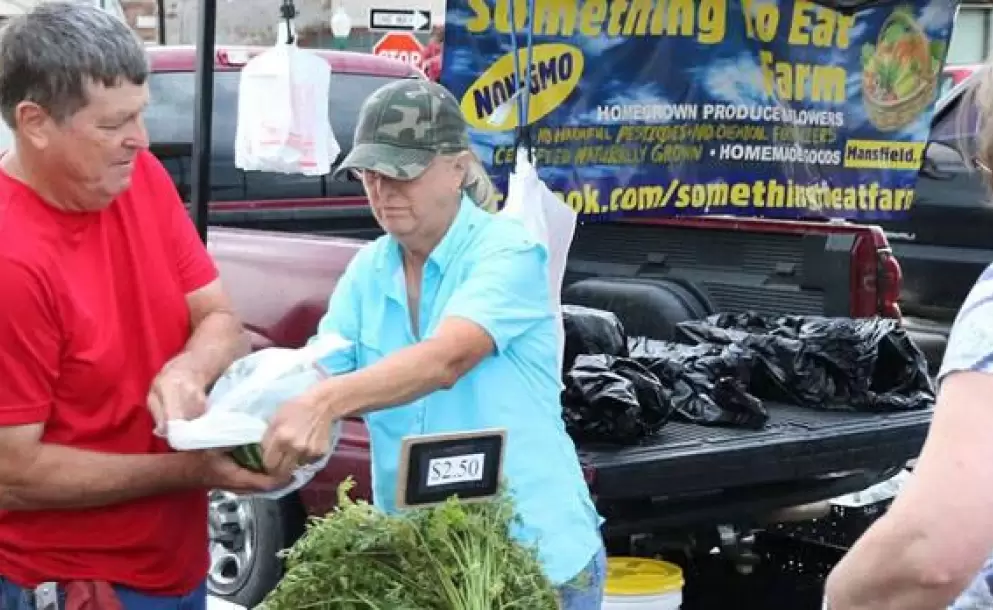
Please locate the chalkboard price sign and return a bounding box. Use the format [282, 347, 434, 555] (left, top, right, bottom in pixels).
[396, 428, 506, 509]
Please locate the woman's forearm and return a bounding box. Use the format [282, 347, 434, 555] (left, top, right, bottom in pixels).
[825, 515, 969, 610]
[316, 340, 455, 419]
[311, 318, 496, 420]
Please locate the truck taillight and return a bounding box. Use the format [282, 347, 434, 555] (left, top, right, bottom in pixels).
[850, 234, 878, 318]
[849, 234, 903, 319]
[878, 249, 903, 319]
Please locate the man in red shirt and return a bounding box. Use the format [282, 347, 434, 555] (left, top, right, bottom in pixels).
[0, 3, 280, 608]
[423, 29, 444, 82]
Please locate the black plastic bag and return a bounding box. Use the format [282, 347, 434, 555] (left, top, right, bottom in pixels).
[562, 305, 628, 373]
[629, 337, 769, 429]
[562, 354, 673, 444]
[676, 313, 934, 412]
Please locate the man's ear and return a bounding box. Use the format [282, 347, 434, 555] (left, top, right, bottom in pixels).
[14, 101, 54, 150]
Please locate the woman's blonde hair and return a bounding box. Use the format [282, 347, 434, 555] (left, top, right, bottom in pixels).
[461, 150, 500, 213]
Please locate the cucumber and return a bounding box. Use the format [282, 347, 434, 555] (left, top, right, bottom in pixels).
[229, 443, 267, 473]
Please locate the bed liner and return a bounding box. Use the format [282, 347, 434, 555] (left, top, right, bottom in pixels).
[579, 401, 932, 501]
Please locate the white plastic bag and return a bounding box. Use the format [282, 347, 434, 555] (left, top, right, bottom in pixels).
[206, 597, 246, 610]
[234, 24, 341, 176]
[830, 468, 911, 508]
[166, 333, 352, 499]
[500, 147, 578, 372]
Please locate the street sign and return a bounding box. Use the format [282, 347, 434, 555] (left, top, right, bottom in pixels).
[369, 9, 432, 32]
[373, 31, 426, 70]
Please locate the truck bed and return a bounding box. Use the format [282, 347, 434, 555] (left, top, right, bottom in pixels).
[581, 402, 931, 501]
[208, 226, 929, 529]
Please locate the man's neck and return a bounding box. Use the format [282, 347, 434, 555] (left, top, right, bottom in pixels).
[2, 151, 90, 212]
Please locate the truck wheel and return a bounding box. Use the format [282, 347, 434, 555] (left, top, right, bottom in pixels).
[207, 490, 306, 607]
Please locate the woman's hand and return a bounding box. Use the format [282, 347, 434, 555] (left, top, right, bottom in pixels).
[261, 389, 338, 480]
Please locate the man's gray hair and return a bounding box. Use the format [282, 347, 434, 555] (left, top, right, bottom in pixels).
[0, 2, 148, 127]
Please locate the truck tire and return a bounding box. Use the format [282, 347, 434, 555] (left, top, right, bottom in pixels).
[207, 491, 306, 607]
[563, 276, 716, 341]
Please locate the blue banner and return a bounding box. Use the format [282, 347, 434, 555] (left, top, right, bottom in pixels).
[440, 0, 958, 220]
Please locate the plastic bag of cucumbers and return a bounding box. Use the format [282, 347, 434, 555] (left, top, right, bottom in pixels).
[165, 333, 352, 499]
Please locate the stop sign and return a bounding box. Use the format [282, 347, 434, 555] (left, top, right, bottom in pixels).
[373, 32, 425, 70]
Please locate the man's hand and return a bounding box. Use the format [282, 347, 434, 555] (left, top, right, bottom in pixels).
[261, 389, 337, 481]
[147, 360, 207, 435]
[194, 450, 288, 494]
[146, 279, 251, 436]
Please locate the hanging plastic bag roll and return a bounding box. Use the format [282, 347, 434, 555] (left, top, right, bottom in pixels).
[166, 333, 353, 499]
[234, 21, 341, 176]
[499, 147, 578, 374]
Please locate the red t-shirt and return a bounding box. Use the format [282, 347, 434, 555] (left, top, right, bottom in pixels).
[0, 150, 217, 594]
[425, 55, 442, 82]
[423, 41, 442, 82]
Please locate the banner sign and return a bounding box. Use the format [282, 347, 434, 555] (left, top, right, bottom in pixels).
[440, 0, 958, 220]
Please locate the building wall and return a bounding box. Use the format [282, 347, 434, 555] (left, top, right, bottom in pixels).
[122, 0, 157, 42]
[947, 2, 993, 65]
[0, 1, 43, 18]
[128, 0, 993, 66]
[158, 0, 444, 47]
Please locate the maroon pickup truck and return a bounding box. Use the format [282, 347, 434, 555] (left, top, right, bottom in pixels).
[134, 45, 928, 608]
[205, 218, 927, 606]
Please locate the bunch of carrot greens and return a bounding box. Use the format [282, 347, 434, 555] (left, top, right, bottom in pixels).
[258, 478, 558, 610]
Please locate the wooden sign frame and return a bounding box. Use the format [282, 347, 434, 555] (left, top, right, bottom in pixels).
[395, 428, 507, 510]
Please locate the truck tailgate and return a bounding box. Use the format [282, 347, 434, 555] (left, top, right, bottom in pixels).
[581, 403, 931, 500]
[566, 220, 859, 317]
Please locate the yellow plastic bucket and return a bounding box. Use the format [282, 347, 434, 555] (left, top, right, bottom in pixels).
[603, 557, 684, 609]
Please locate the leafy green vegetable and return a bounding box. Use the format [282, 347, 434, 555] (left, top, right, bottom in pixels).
[876, 57, 902, 93]
[881, 24, 906, 45]
[259, 478, 559, 610]
[930, 40, 947, 63]
[861, 43, 875, 68]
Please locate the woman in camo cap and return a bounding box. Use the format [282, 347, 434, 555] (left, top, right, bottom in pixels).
[262, 78, 607, 609]
[338, 77, 499, 213]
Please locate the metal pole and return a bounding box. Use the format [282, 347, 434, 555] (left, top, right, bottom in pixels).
[156, 0, 166, 45]
[189, 0, 217, 243]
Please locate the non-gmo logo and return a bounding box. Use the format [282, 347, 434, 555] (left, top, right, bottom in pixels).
[460, 43, 584, 131]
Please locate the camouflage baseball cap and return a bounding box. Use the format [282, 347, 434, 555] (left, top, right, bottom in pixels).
[333, 79, 471, 181]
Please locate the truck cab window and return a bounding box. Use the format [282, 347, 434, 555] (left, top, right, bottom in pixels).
[916, 83, 986, 209]
[143, 70, 403, 203]
[929, 86, 980, 154]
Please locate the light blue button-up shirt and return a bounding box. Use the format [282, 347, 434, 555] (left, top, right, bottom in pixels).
[312, 195, 602, 585]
